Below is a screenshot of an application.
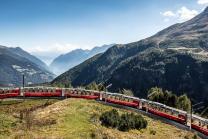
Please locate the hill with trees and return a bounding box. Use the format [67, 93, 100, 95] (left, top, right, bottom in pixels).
[52, 7, 208, 104]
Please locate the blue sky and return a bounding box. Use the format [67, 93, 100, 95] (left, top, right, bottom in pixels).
[0, 0, 207, 64]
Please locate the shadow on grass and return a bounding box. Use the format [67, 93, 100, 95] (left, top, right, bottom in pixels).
[0, 99, 25, 106]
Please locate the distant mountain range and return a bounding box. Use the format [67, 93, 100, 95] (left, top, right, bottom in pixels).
[0, 46, 55, 86]
[50, 44, 114, 75]
[53, 7, 208, 103]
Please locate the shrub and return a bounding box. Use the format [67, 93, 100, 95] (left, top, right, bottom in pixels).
[99, 109, 120, 128]
[100, 109, 147, 131]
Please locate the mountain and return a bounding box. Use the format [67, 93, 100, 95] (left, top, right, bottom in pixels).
[50, 44, 114, 75]
[0, 46, 55, 86]
[52, 7, 208, 103]
[9, 47, 50, 72]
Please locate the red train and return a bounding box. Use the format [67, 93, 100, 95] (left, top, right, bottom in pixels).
[0, 86, 207, 137]
[0, 88, 20, 99]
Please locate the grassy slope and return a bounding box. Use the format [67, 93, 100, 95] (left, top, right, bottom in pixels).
[0, 98, 199, 139]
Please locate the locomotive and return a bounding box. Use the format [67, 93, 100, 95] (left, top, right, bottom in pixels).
[0, 86, 208, 136]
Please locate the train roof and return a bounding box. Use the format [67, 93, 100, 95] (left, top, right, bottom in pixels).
[192, 114, 208, 123]
[0, 87, 19, 90]
[24, 86, 59, 90]
[140, 99, 187, 114]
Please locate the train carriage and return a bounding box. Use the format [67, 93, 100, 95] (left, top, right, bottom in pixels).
[23, 87, 62, 97]
[64, 88, 100, 99]
[191, 115, 208, 136]
[0, 88, 20, 99]
[141, 100, 187, 124]
[102, 92, 140, 108]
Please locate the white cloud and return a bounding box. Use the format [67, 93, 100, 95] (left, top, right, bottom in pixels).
[161, 11, 176, 17]
[161, 6, 198, 22]
[197, 0, 208, 5]
[177, 7, 198, 21]
[28, 43, 80, 54]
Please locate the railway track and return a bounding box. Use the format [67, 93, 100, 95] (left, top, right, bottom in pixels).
[0, 86, 208, 138]
[98, 101, 208, 139]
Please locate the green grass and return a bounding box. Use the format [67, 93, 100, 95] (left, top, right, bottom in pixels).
[0, 98, 199, 139]
[0, 99, 58, 139]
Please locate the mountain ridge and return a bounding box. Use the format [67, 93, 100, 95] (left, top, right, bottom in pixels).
[52, 7, 208, 103]
[9, 47, 50, 72]
[0, 45, 54, 86]
[50, 44, 114, 75]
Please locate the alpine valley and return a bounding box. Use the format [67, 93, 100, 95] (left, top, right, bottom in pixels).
[53, 7, 208, 103]
[50, 44, 114, 75]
